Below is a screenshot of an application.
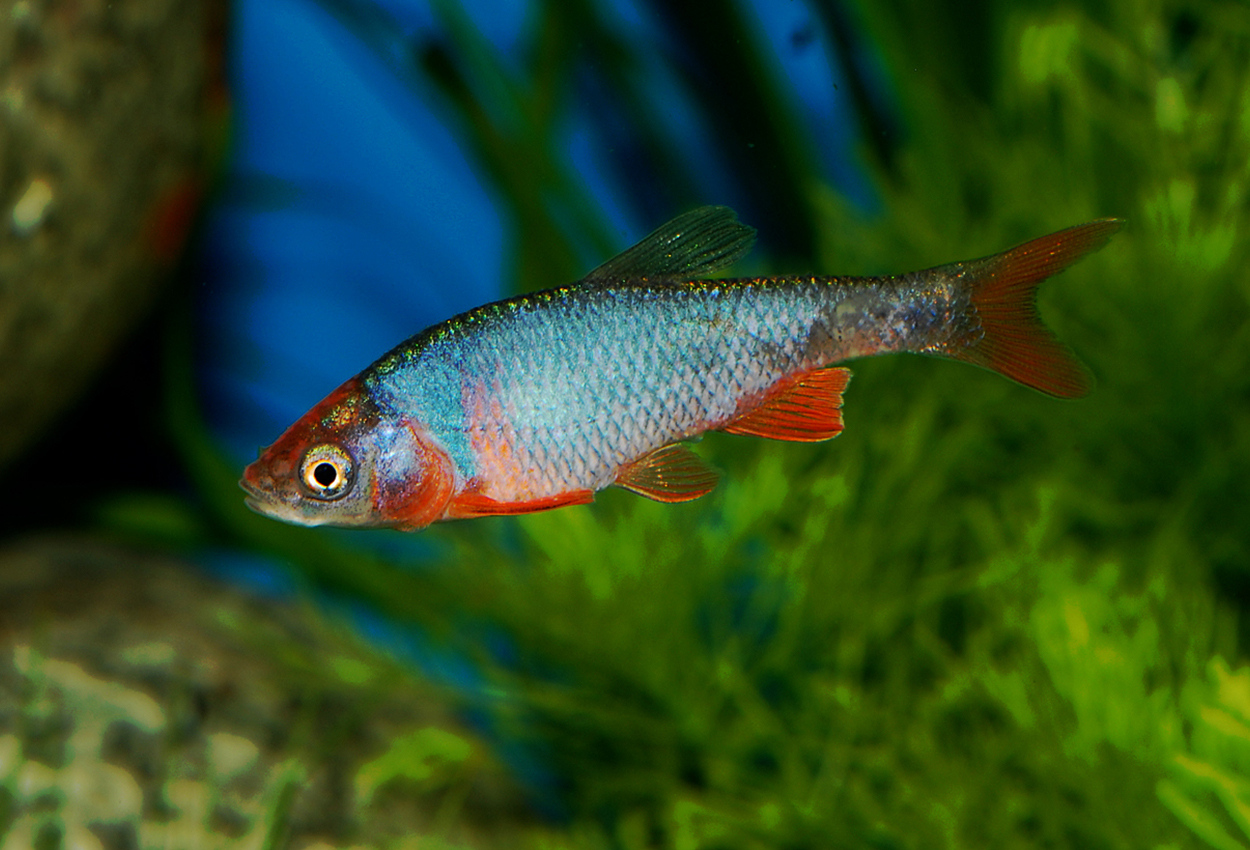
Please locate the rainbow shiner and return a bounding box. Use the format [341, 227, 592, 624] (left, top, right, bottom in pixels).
[241, 206, 1120, 531]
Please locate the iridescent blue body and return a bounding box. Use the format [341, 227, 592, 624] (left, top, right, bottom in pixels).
[365, 273, 969, 503]
[240, 206, 1119, 530]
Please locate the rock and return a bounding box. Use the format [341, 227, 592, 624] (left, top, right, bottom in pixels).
[0, 536, 529, 848]
[0, 0, 222, 466]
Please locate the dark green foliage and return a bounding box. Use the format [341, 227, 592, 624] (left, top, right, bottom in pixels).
[137, 0, 1250, 846]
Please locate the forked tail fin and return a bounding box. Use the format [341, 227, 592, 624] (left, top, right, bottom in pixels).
[944, 219, 1122, 398]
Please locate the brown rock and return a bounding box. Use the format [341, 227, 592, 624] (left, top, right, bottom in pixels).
[0, 536, 531, 847]
[0, 0, 222, 466]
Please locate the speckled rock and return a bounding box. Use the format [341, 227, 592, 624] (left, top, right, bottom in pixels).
[0, 0, 221, 466]
[0, 537, 529, 848]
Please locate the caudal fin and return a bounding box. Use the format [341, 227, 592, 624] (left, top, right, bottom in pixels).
[945, 219, 1122, 399]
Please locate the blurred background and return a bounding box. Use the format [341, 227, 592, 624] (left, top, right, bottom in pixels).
[3, 0, 1250, 847]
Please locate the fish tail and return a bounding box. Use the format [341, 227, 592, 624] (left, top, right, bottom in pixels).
[944, 219, 1122, 398]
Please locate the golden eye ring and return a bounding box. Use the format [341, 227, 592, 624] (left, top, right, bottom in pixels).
[299, 444, 355, 500]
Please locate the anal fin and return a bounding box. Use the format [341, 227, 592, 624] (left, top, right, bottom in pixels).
[446, 488, 595, 519]
[615, 443, 719, 503]
[722, 367, 851, 442]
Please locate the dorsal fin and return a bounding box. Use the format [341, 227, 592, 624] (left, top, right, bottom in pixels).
[584, 206, 757, 282]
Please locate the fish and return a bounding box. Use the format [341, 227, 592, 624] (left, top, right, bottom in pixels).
[240, 206, 1120, 531]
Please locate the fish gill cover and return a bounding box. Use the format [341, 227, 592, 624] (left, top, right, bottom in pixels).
[83, 0, 1250, 847]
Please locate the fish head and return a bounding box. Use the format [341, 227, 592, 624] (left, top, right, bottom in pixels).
[240, 377, 455, 530]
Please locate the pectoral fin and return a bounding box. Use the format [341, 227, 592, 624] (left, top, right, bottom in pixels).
[615, 443, 719, 502]
[446, 489, 595, 519]
[722, 367, 851, 442]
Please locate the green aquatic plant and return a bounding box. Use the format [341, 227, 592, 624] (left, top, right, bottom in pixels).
[103, 0, 1250, 846]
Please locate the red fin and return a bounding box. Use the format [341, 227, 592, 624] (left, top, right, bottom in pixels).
[948, 219, 1121, 398]
[446, 489, 594, 519]
[615, 444, 719, 503]
[722, 367, 851, 442]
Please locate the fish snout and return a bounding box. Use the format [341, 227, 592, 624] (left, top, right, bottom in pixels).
[239, 455, 292, 505]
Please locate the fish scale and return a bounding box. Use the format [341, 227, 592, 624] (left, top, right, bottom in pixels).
[372, 282, 889, 502]
[241, 207, 1120, 531]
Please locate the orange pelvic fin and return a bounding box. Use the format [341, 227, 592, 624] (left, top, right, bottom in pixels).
[615, 443, 719, 503]
[446, 488, 595, 519]
[722, 367, 851, 442]
[948, 219, 1121, 398]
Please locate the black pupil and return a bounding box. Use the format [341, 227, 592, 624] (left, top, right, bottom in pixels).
[313, 462, 339, 488]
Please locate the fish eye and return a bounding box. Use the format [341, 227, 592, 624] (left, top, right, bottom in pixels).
[299, 444, 355, 500]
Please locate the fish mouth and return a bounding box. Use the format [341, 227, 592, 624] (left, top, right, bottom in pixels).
[239, 475, 277, 517]
[239, 474, 313, 525]
[240, 482, 273, 518]
[238, 475, 263, 499]
[241, 489, 302, 524]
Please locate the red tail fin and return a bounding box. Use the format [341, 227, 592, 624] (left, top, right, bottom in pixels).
[946, 219, 1121, 398]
